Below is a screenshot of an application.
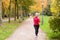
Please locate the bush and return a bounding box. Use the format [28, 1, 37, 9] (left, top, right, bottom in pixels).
[49, 16, 60, 40]
[46, 12, 52, 16]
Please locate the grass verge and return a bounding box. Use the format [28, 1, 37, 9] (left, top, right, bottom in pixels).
[0, 21, 20, 40]
[40, 15, 52, 40]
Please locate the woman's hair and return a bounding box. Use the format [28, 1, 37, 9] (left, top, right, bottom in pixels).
[35, 12, 39, 16]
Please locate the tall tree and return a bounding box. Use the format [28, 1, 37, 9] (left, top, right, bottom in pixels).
[8, 0, 11, 23]
[2, 2, 5, 18]
[16, 0, 19, 19]
[47, 0, 51, 13]
[14, 0, 17, 21]
[0, 0, 2, 26]
[18, 0, 35, 17]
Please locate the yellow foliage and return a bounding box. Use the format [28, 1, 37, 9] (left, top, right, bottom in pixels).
[2, 0, 10, 10]
[51, 7, 58, 13]
[30, 0, 47, 13]
[50, 0, 58, 14]
[30, 5, 42, 13]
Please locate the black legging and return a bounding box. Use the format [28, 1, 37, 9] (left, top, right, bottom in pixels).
[34, 25, 39, 36]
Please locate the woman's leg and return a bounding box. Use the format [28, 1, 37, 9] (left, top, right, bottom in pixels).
[36, 25, 39, 36]
[34, 25, 37, 36]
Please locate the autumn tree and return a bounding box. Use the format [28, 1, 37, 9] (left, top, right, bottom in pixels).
[0, 0, 2, 26]
[18, 0, 35, 17]
[2, 0, 35, 22]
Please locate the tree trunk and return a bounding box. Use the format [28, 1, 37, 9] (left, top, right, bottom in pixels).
[9, 10, 10, 23]
[14, 0, 17, 21]
[25, 10, 28, 17]
[24, 10, 27, 17]
[23, 10, 24, 17]
[20, 4, 23, 18]
[16, 0, 19, 19]
[2, 2, 5, 19]
[0, 0, 2, 26]
[8, 0, 11, 23]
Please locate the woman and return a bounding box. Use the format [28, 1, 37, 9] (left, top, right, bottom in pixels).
[33, 13, 40, 37]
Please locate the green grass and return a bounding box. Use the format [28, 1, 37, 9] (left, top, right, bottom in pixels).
[0, 21, 20, 40]
[40, 16, 50, 32]
[40, 15, 52, 39]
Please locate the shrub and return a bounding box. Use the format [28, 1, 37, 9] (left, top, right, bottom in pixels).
[49, 15, 60, 40]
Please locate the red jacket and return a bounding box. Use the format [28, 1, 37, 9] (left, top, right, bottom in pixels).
[33, 16, 40, 25]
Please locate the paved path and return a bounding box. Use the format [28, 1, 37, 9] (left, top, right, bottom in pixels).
[5, 17, 47, 40]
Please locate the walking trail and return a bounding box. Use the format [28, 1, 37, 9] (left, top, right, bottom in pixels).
[5, 17, 47, 40]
